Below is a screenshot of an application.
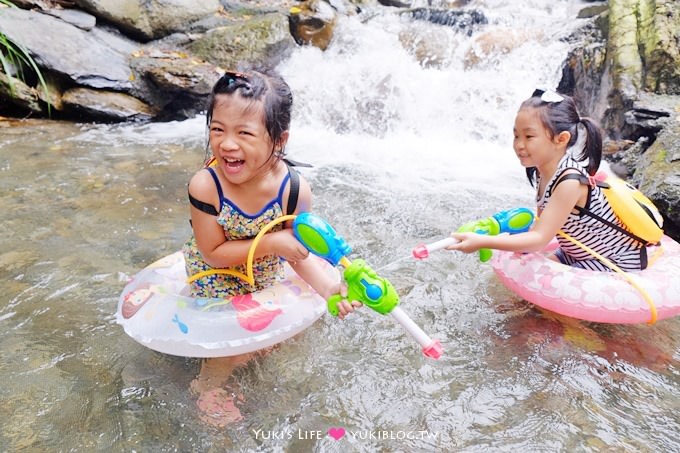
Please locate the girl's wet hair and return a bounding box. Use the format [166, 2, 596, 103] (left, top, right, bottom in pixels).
[521, 92, 603, 185]
[205, 66, 293, 160]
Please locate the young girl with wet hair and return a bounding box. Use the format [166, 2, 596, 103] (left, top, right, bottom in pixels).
[448, 89, 648, 271]
[184, 67, 357, 302]
[183, 67, 360, 425]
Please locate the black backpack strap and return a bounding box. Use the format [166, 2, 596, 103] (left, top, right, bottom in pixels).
[282, 157, 312, 215]
[189, 192, 219, 216]
[558, 173, 648, 245]
[285, 164, 300, 215]
[574, 205, 648, 245]
[283, 157, 313, 168]
[554, 172, 611, 190]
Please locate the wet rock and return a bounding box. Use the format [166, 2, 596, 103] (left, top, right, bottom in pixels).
[578, 4, 608, 19]
[42, 6, 96, 30]
[378, 0, 411, 7]
[622, 103, 671, 142]
[638, 0, 680, 95]
[288, 1, 338, 50]
[557, 27, 608, 122]
[399, 25, 455, 68]
[631, 110, 680, 240]
[604, 138, 647, 178]
[464, 28, 542, 69]
[403, 8, 487, 36]
[8, 0, 52, 8]
[128, 49, 222, 120]
[61, 87, 156, 122]
[188, 13, 293, 68]
[0, 72, 42, 114]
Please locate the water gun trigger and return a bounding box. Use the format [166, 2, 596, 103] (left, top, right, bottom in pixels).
[456, 218, 496, 262]
[327, 294, 342, 317]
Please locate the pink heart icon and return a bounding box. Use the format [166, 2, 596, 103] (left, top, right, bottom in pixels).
[327, 427, 346, 440]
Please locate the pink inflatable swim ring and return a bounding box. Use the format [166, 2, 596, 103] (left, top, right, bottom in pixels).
[491, 235, 680, 324]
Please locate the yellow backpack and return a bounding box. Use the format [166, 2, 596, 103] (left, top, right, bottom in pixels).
[600, 174, 664, 244]
[559, 171, 664, 245]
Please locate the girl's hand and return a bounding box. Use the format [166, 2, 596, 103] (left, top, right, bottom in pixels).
[446, 232, 485, 254]
[332, 282, 362, 320]
[268, 229, 309, 264]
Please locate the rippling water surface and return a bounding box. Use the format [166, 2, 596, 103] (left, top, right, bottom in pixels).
[2, 1, 680, 451]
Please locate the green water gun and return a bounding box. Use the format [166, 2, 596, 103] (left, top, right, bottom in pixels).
[412, 207, 535, 262]
[293, 213, 442, 359]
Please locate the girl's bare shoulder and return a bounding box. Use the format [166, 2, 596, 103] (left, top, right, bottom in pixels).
[188, 168, 217, 200]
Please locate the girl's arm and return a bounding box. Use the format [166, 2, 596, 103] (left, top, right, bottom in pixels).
[281, 173, 336, 298]
[291, 254, 361, 319]
[285, 174, 360, 318]
[448, 177, 586, 254]
[188, 170, 308, 268]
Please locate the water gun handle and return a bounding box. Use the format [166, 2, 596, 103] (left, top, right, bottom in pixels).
[326, 293, 344, 317]
[455, 218, 496, 262]
[329, 259, 399, 315]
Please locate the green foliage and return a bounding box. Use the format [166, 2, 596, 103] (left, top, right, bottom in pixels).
[0, 0, 52, 115]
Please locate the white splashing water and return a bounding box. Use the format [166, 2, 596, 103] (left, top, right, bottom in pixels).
[278, 0, 590, 202]
[75, 0, 591, 207]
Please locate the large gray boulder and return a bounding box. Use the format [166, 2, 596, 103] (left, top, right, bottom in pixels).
[632, 103, 680, 239]
[73, 0, 221, 41]
[0, 7, 135, 91]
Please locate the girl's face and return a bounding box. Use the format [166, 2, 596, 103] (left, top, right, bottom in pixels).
[513, 107, 563, 171]
[208, 94, 282, 185]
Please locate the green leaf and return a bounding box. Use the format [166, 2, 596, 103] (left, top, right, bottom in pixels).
[1, 2, 53, 115]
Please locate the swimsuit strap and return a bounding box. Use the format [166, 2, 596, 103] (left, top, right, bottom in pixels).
[206, 167, 226, 205]
[189, 162, 303, 217]
[283, 157, 313, 168]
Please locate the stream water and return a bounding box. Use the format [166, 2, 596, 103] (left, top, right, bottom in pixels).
[2, 1, 680, 451]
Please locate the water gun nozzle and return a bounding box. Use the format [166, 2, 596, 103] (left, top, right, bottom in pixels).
[412, 244, 430, 260]
[422, 339, 443, 359]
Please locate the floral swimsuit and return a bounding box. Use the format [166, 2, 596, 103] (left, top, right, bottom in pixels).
[182, 165, 299, 298]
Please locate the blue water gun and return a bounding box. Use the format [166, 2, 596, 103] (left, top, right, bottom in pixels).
[293, 213, 443, 359]
[412, 207, 535, 262]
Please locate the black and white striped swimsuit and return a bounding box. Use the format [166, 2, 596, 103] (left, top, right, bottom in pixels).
[537, 155, 646, 272]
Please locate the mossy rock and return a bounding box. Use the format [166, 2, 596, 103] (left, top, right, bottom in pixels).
[633, 109, 680, 239]
[186, 13, 295, 69]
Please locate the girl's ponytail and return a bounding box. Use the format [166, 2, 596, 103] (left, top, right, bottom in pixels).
[578, 117, 603, 175]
